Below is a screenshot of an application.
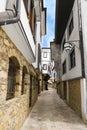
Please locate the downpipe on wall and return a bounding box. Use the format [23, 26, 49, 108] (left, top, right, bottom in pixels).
[77, 0, 87, 123]
[0, 0, 21, 26]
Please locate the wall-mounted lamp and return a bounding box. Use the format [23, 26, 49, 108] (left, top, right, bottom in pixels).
[64, 40, 80, 52]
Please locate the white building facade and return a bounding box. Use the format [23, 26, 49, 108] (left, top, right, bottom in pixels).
[0, 0, 35, 63]
[41, 48, 51, 75]
[55, 0, 87, 123]
[33, 0, 46, 70]
[0, 0, 46, 129]
[0, 0, 46, 66]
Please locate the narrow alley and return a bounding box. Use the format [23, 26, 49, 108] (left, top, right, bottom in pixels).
[21, 88, 87, 130]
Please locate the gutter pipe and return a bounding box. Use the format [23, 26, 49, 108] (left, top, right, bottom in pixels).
[0, 0, 21, 26]
[0, 0, 35, 61]
[77, 0, 85, 78]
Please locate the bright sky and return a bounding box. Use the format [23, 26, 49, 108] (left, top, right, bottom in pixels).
[42, 0, 56, 47]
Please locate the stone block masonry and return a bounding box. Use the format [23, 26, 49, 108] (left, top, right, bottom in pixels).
[0, 27, 39, 130]
[57, 79, 81, 117]
[68, 79, 81, 117]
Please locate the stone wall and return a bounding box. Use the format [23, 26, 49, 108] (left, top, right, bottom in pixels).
[39, 73, 43, 92]
[68, 79, 81, 117]
[0, 27, 39, 130]
[57, 81, 63, 98]
[57, 79, 81, 117]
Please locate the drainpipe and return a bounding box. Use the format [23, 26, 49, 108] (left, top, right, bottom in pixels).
[0, 0, 21, 26]
[77, 0, 85, 78]
[77, 0, 87, 122]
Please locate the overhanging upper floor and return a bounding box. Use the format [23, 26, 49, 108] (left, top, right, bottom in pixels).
[0, 0, 36, 63]
[55, 0, 75, 44]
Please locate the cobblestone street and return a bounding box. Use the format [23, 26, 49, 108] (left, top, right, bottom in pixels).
[21, 88, 87, 130]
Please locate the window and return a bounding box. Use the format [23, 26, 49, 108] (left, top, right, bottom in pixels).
[70, 48, 76, 69]
[43, 64, 47, 70]
[68, 13, 74, 37]
[6, 57, 20, 100]
[43, 52, 47, 58]
[21, 66, 28, 95]
[62, 60, 66, 74]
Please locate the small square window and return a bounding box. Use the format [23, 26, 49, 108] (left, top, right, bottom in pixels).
[43, 64, 47, 70]
[43, 52, 47, 58]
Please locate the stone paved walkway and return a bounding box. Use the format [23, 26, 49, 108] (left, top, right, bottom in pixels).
[20, 88, 87, 130]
